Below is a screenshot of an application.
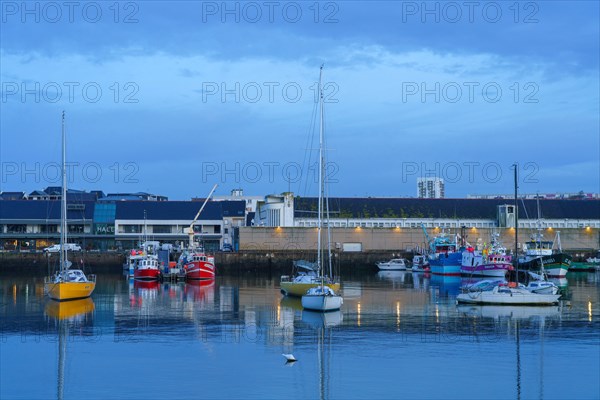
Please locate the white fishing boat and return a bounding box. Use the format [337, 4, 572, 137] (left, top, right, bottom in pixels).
[411, 254, 430, 272]
[299, 65, 342, 312]
[376, 258, 407, 271]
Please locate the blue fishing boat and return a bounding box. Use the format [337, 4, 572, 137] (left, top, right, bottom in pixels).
[422, 226, 462, 276]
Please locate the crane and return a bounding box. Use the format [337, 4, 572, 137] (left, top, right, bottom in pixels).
[185, 184, 218, 249]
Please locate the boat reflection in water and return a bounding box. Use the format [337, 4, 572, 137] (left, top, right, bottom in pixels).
[456, 304, 561, 320]
[430, 275, 462, 297]
[456, 303, 559, 400]
[301, 309, 342, 400]
[184, 279, 215, 304]
[377, 270, 409, 285]
[280, 295, 303, 311]
[45, 298, 95, 400]
[45, 297, 95, 321]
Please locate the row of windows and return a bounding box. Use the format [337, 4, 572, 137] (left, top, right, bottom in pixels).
[295, 220, 599, 229]
[117, 225, 222, 234]
[0, 224, 85, 233]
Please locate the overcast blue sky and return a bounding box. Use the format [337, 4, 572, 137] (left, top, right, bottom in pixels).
[1, 1, 598, 199]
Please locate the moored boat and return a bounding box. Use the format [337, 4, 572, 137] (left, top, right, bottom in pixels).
[461, 233, 513, 278]
[283, 66, 341, 300]
[179, 185, 218, 281]
[428, 234, 462, 276]
[298, 66, 343, 312]
[180, 250, 216, 280]
[456, 283, 560, 305]
[281, 260, 340, 296]
[44, 112, 96, 302]
[133, 255, 161, 281]
[376, 258, 407, 271]
[301, 285, 343, 312]
[411, 254, 430, 272]
[518, 238, 572, 277]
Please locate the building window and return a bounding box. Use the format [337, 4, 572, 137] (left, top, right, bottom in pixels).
[224, 228, 229, 234]
[153, 225, 171, 234]
[7, 225, 26, 233]
[68, 225, 84, 233]
[214, 225, 221, 234]
[40, 225, 58, 233]
[121, 225, 142, 234]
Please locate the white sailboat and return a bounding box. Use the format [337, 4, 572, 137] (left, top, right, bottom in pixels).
[44, 112, 96, 301]
[457, 165, 560, 306]
[301, 65, 343, 312]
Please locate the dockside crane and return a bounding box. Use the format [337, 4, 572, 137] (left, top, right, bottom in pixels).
[185, 184, 218, 250]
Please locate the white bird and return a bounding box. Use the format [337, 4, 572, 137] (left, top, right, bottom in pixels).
[282, 353, 297, 362]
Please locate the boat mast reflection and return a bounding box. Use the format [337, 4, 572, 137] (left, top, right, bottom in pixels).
[302, 311, 342, 400]
[45, 298, 95, 400]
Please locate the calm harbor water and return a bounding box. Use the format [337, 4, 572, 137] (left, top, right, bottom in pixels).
[1, 270, 599, 400]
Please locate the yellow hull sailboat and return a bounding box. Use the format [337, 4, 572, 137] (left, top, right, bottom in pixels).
[44, 112, 96, 301]
[45, 276, 96, 302]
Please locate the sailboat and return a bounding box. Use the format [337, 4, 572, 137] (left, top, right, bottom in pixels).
[456, 165, 560, 305]
[300, 65, 343, 312]
[44, 112, 96, 301]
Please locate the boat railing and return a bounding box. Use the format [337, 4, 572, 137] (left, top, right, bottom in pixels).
[280, 275, 291, 282]
[88, 274, 97, 283]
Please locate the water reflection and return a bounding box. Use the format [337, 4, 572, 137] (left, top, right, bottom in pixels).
[430, 275, 462, 297]
[1, 271, 598, 400]
[301, 310, 342, 400]
[456, 305, 561, 320]
[44, 299, 95, 400]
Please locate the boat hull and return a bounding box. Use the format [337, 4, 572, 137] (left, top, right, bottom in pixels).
[460, 264, 512, 277]
[45, 281, 96, 301]
[134, 268, 161, 281]
[519, 253, 572, 277]
[280, 282, 340, 297]
[301, 294, 343, 311]
[377, 264, 407, 271]
[457, 289, 560, 305]
[430, 264, 461, 276]
[429, 252, 462, 276]
[184, 261, 216, 280]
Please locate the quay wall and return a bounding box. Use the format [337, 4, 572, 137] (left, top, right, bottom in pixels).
[0, 226, 597, 274]
[0, 250, 409, 275]
[238, 227, 599, 252]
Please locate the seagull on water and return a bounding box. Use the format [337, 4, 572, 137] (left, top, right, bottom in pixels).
[282, 353, 297, 362]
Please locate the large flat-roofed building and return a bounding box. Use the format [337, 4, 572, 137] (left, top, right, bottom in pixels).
[0, 198, 246, 252]
[257, 194, 600, 230]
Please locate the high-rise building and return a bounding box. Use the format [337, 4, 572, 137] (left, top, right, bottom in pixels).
[417, 177, 445, 198]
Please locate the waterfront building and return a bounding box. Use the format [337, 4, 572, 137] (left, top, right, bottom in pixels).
[1, 188, 598, 252]
[0, 196, 246, 252]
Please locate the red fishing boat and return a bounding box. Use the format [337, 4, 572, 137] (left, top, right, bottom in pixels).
[180, 251, 215, 280]
[134, 255, 161, 281]
[179, 184, 219, 281]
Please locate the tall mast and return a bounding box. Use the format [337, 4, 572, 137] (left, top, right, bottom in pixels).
[60, 111, 67, 271]
[514, 164, 519, 274]
[316, 65, 324, 275]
